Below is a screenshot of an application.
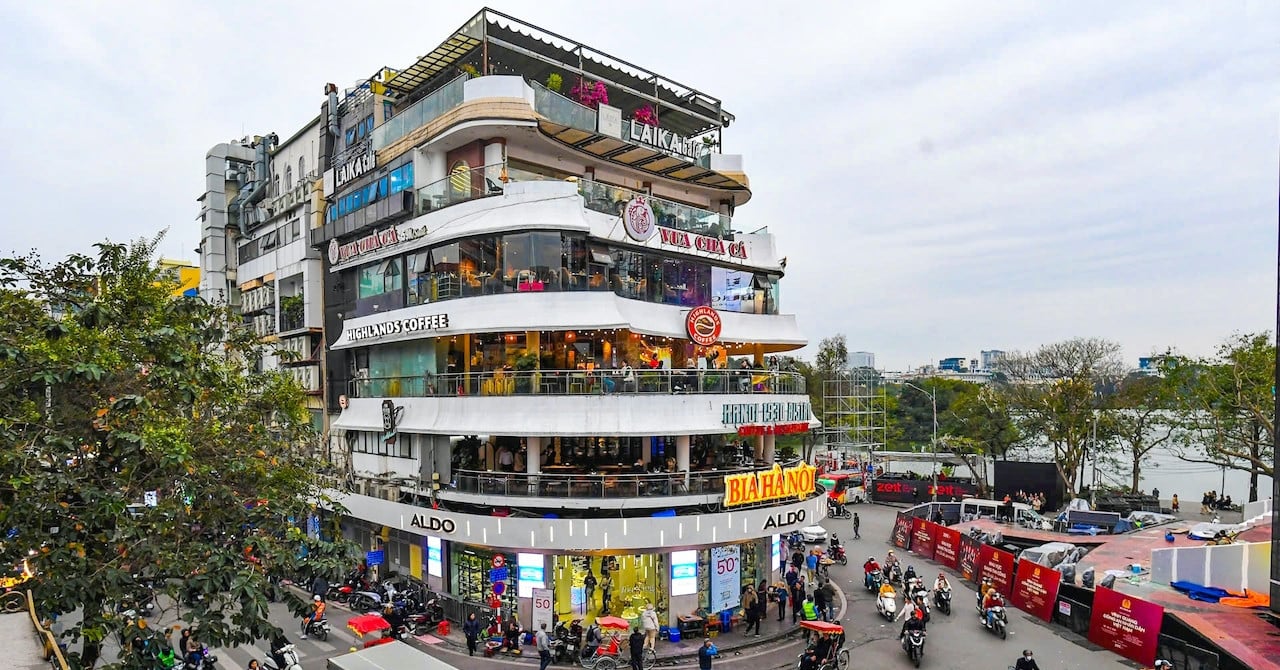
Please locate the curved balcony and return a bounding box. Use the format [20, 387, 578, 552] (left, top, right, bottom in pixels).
[349, 368, 806, 399]
[435, 460, 820, 512]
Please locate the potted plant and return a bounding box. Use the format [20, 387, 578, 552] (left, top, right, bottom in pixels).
[280, 294, 304, 330]
[513, 351, 539, 394]
[546, 73, 563, 93]
[460, 63, 480, 78]
[570, 79, 609, 109]
[632, 105, 658, 127]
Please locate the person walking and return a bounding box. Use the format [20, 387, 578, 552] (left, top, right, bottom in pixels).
[741, 586, 759, 636]
[790, 582, 804, 623]
[820, 580, 837, 621]
[536, 623, 552, 670]
[805, 550, 819, 582]
[698, 638, 717, 670]
[801, 596, 818, 642]
[629, 628, 645, 670]
[463, 612, 481, 656]
[1171, 494, 1180, 512]
[852, 513, 861, 539]
[785, 566, 799, 590]
[641, 603, 659, 651]
[813, 582, 828, 623]
[775, 584, 788, 621]
[585, 569, 598, 607]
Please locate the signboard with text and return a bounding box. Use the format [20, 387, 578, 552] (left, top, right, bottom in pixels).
[1088, 586, 1163, 667]
[910, 518, 937, 560]
[1010, 560, 1061, 622]
[891, 513, 914, 550]
[933, 525, 961, 569]
[710, 545, 741, 613]
[531, 588, 554, 634]
[723, 462, 816, 508]
[976, 544, 1015, 597]
[957, 535, 981, 581]
[871, 478, 979, 504]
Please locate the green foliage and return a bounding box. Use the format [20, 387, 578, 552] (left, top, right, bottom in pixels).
[0, 237, 357, 669]
[814, 335, 848, 374]
[546, 73, 563, 92]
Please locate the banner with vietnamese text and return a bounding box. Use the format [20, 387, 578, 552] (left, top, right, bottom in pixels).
[1087, 586, 1163, 668]
[910, 518, 937, 560]
[1010, 559, 1060, 622]
[957, 534, 981, 581]
[891, 512, 914, 550]
[976, 544, 1015, 597]
[933, 525, 961, 569]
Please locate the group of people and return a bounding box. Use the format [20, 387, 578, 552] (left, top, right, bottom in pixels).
[1008, 489, 1046, 512]
[1200, 490, 1234, 513]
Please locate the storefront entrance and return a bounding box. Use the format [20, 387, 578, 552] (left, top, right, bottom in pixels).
[552, 554, 668, 626]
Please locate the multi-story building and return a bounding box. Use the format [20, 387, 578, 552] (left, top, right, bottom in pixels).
[849, 351, 875, 370]
[198, 120, 327, 428]
[205, 8, 820, 631]
[938, 357, 967, 372]
[979, 349, 1005, 372]
[157, 259, 200, 297]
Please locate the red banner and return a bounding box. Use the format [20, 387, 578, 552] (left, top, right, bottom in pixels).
[975, 544, 1015, 597]
[1010, 560, 1060, 622]
[891, 513, 914, 550]
[1088, 586, 1164, 667]
[909, 518, 937, 560]
[933, 525, 961, 569]
[957, 535, 981, 581]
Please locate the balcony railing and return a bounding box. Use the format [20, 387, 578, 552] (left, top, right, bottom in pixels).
[415, 162, 507, 214]
[372, 75, 468, 150]
[577, 178, 731, 239]
[531, 81, 598, 133]
[448, 459, 807, 501]
[349, 368, 806, 399]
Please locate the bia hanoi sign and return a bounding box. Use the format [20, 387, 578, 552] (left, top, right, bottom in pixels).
[723, 462, 816, 508]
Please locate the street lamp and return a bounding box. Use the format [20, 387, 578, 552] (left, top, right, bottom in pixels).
[902, 381, 938, 503]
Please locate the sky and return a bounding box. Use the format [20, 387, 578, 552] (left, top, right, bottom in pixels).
[0, 1, 1276, 370]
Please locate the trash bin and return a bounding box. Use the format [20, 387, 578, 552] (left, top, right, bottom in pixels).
[667, 628, 681, 643]
[720, 610, 732, 633]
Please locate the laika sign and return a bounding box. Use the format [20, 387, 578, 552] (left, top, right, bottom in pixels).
[625, 121, 702, 162]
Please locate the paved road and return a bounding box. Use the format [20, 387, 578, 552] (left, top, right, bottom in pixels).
[202, 504, 1139, 670]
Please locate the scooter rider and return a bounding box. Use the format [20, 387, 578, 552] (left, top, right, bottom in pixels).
[934, 572, 951, 593]
[899, 608, 926, 641]
[269, 633, 292, 670]
[983, 588, 1004, 628]
[882, 550, 899, 578]
[863, 557, 880, 589]
[903, 564, 919, 585]
[1014, 649, 1041, 670]
[300, 595, 325, 639]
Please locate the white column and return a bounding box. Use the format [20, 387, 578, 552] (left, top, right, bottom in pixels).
[641, 438, 652, 467]
[755, 435, 765, 462]
[764, 434, 776, 464]
[484, 141, 505, 184]
[676, 435, 690, 472]
[526, 436, 542, 496]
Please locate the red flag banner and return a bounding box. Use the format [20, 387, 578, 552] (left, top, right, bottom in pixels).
[976, 544, 1015, 597]
[957, 534, 982, 581]
[910, 518, 937, 560]
[891, 512, 914, 550]
[1010, 559, 1061, 622]
[933, 525, 961, 569]
[1087, 586, 1164, 668]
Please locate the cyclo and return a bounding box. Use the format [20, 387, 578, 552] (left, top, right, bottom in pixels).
[797, 620, 849, 670]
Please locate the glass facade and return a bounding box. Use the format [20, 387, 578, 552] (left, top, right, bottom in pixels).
[552, 554, 667, 626]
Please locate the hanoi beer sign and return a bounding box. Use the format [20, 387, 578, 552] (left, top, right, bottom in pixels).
[723, 462, 816, 508]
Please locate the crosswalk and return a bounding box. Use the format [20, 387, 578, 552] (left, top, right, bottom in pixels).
[210, 624, 364, 670]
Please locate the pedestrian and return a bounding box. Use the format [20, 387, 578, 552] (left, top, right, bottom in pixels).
[775, 584, 788, 621]
[629, 628, 645, 670]
[820, 580, 837, 621]
[801, 596, 818, 642]
[813, 582, 828, 622]
[1014, 649, 1040, 670]
[790, 583, 803, 623]
[585, 569, 598, 606]
[791, 548, 804, 571]
[601, 574, 613, 614]
[1200, 492, 1211, 515]
[806, 550, 818, 581]
[1152, 487, 1160, 502]
[310, 575, 328, 601]
[852, 513, 860, 539]
[785, 567, 799, 589]
[536, 622, 552, 670]
[741, 586, 759, 636]
[246, 661, 260, 670]
[463, 612, 481, 656]
[641, 603, 659, 651]
[1171, 494, 1180, 512]
[698, 638, 717, 670]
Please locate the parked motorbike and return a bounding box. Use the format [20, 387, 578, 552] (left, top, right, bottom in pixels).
[902, 629, 926, 667]
[933, 587, 952, 616]
[876, 591, 897, 621]
[980, 605, 1009, 640]
[349, 580, 398, 613]
[564, 619, 583, 661]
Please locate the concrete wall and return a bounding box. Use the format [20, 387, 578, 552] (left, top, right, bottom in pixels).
[1150, 540, 1272, 593]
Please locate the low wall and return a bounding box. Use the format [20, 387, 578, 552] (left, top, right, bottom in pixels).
[1150, 541, 1271, 594]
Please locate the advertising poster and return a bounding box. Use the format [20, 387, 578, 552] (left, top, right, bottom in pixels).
[933, 525, 961, 569]
[1010, 560, 1061, 622]
[1088, 586, 1164, 667]
[531, 588, 554, 634]
[710, 545, 742, 613]
[891, 513, 914, 550]
[910, 518, 937, 560]
[957, 534, 982, 581]
[976, 544, 1015, 597]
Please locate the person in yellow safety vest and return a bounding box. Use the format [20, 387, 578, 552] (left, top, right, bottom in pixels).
[801, 595, 819, 642]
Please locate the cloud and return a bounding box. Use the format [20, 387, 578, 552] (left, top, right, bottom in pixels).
[0, 0, 1274, 369]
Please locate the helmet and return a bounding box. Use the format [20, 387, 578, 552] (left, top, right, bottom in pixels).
[888, 550, 894, 554]
[939, 573, 945, 578]
[869, 556, 876, 562]
[313, 595, 322, 602]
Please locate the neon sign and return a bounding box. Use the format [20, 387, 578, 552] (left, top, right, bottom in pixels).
[723, 462, 816, 508]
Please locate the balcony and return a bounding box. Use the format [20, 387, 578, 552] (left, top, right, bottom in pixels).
[371, 74, 469, 151]
[349, 368, 806, 399]
[414, 162, 505, 215]
[577, 178, 731, 239]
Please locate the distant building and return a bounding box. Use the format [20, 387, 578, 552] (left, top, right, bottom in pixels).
[157, 258, 200, 297]
[980, 349, 1006, 371]
[849, 351, 875, 369]
[938, 357, 967, 372]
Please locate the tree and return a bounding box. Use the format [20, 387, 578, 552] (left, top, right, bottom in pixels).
[1109, 373, 1175, 492]
[0, 238, 355, 669]
[814, 335, 848, 374]
[889, 379, 979, 448]
[996, 337, 1126, 494]
[947, 385, 1022, 461]
[1168, 332, 1274, 501]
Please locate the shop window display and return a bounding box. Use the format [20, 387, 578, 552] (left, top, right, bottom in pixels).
[452, 545, 519, 617]
[697, 541, 761, 614]
[553, 554, 666, 627]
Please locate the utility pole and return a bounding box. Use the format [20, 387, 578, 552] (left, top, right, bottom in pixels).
[1090, 415, 1098, 508]
[903, 381, 939, 503]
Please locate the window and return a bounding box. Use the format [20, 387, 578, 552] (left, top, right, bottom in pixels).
[285, 165, 293, 191]
[383, 101, 394, 124]
[504, 232, 564, 292]
[260, 229, 279, 252]
[290, 220, 301, 240]
[358, 257, 403, 300]
[272, 175, 281, 197]
[406, 251, 430, 306]
[448, 161, 472, 200]
[345, 128, 356, 147]
[299, 156, 306, 181]
[357, 114, 374, 140]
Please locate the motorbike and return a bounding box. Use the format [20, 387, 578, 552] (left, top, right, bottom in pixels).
[933, 588, 952, 616]
[876, 591, 897, 621]
[826, 501, 852, 519]
[565, 619, 584, 660]
[553, 621, 575, 664]
[865, 569, 883, 592]
[827, 544, 847, 566]
[182, 644, 218, 670]
[887, 563, 903, 586]
[980, 605, 1009, 640]
[902, 629, 926, 668]
[305, 617, 331, 642]
[263, 644, 302, 670]
[349, 580, 397, 612]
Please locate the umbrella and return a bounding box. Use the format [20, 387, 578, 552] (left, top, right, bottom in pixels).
[595, 616, 630, 631]
[347, 613, 392, 636]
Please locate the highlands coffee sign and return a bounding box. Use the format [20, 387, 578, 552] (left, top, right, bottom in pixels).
[345, 313, 450, 343]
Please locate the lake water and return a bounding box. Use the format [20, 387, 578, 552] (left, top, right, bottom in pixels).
[1084, 446, 1273, 504]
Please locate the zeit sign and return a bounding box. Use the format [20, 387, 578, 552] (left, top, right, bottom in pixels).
[659, 228, 747, 259]
[722, 401, 811, 427]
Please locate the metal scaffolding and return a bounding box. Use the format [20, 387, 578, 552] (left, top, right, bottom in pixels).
[820, 367, 886, 460]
